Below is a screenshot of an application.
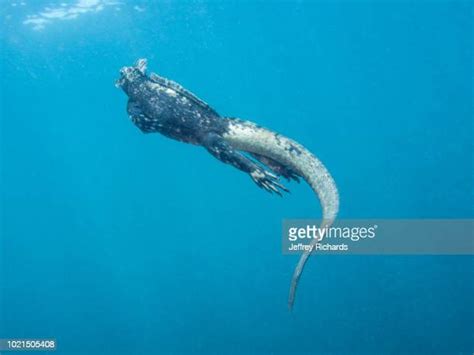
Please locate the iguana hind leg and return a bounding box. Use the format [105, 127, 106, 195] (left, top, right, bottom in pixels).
[203, 133, 289, 195]
[250, 152, 301, 183]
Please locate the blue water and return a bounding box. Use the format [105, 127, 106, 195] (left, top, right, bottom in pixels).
[1, 1, 473, 354]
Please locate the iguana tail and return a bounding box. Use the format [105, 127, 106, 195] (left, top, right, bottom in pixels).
[222, 118, 339, 310]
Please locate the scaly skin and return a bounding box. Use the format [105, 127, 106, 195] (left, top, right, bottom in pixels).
[116, 59, 340, 309]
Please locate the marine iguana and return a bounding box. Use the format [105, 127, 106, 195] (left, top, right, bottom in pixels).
[116, 59, 339, 310]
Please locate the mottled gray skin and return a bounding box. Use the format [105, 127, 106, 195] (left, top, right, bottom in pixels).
[116, 59, 339, 310]
[116, 59, 295, 194]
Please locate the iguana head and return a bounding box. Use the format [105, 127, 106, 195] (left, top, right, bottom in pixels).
[115, 58, 147, 91]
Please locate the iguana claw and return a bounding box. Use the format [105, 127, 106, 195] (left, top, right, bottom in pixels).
[250, 169, 289, 196]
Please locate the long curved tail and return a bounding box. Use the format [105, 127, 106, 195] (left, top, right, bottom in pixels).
[223, 118, 339, 310]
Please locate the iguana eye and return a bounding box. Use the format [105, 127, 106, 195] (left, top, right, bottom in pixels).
[120, 67, 133, 76]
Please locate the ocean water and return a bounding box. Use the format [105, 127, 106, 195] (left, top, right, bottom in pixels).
[0, 1, 473, 354]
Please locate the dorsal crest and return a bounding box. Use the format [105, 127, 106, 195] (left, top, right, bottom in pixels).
[149, 72, 218, 116]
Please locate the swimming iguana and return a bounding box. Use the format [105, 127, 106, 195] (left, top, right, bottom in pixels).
[116, 59, 339, 309]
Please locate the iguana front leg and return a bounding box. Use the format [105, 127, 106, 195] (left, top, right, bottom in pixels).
[202, 133, 289, 195]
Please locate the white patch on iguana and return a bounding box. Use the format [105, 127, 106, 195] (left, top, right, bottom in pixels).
[165, 88, 177, 97]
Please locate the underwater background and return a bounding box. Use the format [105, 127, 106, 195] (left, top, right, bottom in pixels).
[1, 1, 473, 354]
